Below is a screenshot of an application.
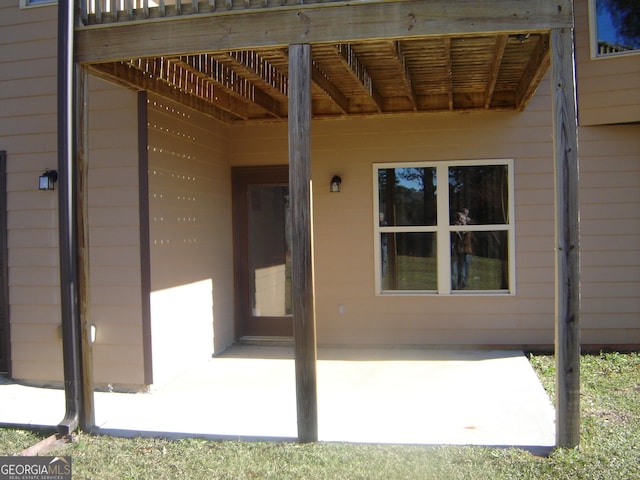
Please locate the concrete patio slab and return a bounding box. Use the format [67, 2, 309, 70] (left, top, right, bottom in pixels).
[0, 346, 555, 452]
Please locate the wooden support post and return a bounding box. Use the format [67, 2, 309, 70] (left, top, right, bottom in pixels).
[551, 27, 580, 449]
[76, 64, 95, 431]
[288, 43, 318, 443]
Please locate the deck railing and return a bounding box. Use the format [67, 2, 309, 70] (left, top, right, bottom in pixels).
[80, 0, 344, 25]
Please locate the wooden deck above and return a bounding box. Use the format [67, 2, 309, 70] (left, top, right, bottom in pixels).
[78, 0, 571, 123]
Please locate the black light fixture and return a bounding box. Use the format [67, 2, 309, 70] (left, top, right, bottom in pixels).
[330, 175, 342, 193]
[39, 169, 58, 191]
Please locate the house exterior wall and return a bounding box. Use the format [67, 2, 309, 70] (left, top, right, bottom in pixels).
[230, 80, 560, 347]
[147, 94, 234, 387]
[87, 76, 145, 387]
[1, 2, 147, 387]
[575, 0, 640, 126]
[1, 0, 637, 391]
[230, 69, 640, 348]
[578, 124, 640, 346]
[1, 2, 64, 382]
[574, 1, 640, 347]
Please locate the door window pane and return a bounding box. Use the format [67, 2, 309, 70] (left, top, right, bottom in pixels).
[248, 185, 291, 316]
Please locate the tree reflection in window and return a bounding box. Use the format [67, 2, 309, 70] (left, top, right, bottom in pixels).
[594, 0, 640, 55]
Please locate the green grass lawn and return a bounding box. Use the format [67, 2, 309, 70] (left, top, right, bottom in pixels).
[1, 352, 638, 479]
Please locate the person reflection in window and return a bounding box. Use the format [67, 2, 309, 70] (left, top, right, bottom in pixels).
[452, 209, 474, 290]
[380, 212, 388, 278]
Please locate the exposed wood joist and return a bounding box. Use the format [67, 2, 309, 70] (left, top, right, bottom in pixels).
[87, 31, 555, 123]
[75, 0, 572, 63]
[178, 55, 282, 118]
[311, 63, 349, 114]
[334, 44, 382, 112]
[90, 61, 241, 123]
[484, 35, 508, 108]
[393, 41, 417, 111]
[211, 51, 288, 102]
[515, 34, 551, 110]
[444, 37, 454, 110]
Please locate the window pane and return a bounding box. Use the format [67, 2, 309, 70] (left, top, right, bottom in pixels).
[378, 167, 436, 227]
[381, 232, 437, 291]
[451, 230, 508, 291]
[449, 165, 509, 225]
[594, 0, 640, 55]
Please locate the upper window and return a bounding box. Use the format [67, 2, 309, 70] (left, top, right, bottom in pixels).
[20, 0, 57, 7]
[590, 0, 640, 57]
[374, 160, 514, 295]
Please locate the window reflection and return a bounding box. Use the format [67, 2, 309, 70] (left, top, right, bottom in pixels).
[376, 161, 513, 294]
[380, 232, 437, 291]
[378, 168, 437, 227]
[451, 231, 508, 291]
[449, 165, 509, 225]
[594, 0, 640, 55]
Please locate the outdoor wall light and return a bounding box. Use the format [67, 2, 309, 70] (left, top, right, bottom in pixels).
[39, 169, 58, 191]
[330, 175, 342, 193]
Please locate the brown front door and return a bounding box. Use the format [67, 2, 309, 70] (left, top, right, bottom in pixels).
[232, 166, 292, 337]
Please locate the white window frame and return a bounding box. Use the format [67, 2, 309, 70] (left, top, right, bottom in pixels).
[373, 159, 515, 296]
[588, 0, 640, 59]
[20, 0, 57, 7]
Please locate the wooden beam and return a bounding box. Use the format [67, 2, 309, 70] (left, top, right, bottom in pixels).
[211, 51, 289, 102]
[393, 41, 417, 111]
[516, 33, 551, 110]
[335, 44, 382, 112]
[178, 55, 281, 117]
[89, 62, 242, 123]
[288, 43, 318, 443]
[311, 62, 349, 114]
[75, 64, 95, 432]
[444, 37, 454, 110]
[551, 27, 580, 449]
[484, 34, 507, 108]
[76, 0, 573, 63]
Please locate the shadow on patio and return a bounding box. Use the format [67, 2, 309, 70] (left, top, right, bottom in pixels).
[0, 346, 555, 454]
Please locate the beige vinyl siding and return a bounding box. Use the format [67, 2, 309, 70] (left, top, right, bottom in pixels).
[575, 0, 640, 126]
[1, 2, 62, 382]
[578, 124, 640, 345]
[229, 77, 557, 347]
[147, 95, 234, 387]
[88, 76, 145, 387]
[1, 1, 147, 386]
